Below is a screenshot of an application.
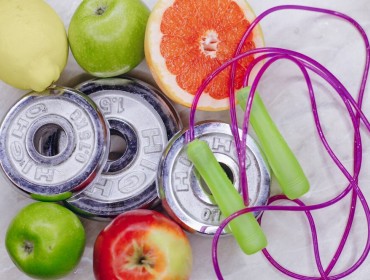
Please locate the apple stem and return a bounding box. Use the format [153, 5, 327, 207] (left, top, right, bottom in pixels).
[139, 257, 154, 268]
[95, 6, 106, 15]
[23, 241, 34, 254]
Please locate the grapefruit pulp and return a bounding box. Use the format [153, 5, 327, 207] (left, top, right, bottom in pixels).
[145, 0, 264, 111]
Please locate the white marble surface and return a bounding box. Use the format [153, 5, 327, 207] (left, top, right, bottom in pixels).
[1, 0, 370, 279]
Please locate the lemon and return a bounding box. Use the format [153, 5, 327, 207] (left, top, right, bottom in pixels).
[0, 0, 68, 92]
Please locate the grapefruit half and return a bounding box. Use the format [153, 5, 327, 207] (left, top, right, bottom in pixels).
[145, 0, 264, 111]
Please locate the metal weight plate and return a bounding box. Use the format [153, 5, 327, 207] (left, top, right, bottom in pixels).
[158, 121, 271, 235]
[0, 86, 110, 201]
[64, 77, 182, 220]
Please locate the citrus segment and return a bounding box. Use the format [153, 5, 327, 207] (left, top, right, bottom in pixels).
[145, 0, 264, 111]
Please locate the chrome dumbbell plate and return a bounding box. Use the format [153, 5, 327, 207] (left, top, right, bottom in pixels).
[0, 86, 109, 200]
[64, 77, 182, 220]
[158, 121, 271, 235]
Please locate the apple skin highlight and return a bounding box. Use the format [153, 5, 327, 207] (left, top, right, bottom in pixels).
[93, 209, 193, 280]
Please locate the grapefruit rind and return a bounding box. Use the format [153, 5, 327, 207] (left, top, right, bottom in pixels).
[145, 0, 264, 111]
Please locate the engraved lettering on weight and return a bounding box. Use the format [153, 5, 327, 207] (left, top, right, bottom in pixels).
[212, 137, 232, 153]
[70, 109, 88, 130]
[79, 141, 91, 151]
[99, 97, 112, 114]
[118, 171, 146, 194]
[22, 160, 33, 174]
[79, 130, 92, 141]
[35, 167, 54, 182]
[75, 153, 88, 163]
[201, 208, 221, 222]
[175, 172, 189, 192]
[179, 156, 192, 167]
[140, 158, 157, 171]
[10, 142, 24, 162]
[142, 128, 162, 154]
[116, 97, 124, 113]
[86, 178, 113, 198]
[99, 97, 124, 114]
[11, 118, 29, 138]
[76, 133, 92, 163]
[26, 103, 47, 119]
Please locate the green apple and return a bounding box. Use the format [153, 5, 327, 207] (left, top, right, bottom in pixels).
[5, 202, 86, 279]
[68, 0, 150, 77]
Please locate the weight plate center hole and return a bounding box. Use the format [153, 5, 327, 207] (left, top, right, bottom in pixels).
[200, 162, 235, 196]
[109, 129, 128, 161]
[33, 123, 67, 157]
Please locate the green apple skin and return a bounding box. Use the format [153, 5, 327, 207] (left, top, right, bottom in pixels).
[68, 0, 150, 77]
[5, 202, 86, 279]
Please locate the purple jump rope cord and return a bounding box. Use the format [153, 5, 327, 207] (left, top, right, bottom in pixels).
[187, 5, 370, 280]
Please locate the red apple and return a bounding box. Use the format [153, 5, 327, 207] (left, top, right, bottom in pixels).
[93, 209, 193, 280]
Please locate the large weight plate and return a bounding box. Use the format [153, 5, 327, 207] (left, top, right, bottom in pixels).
[158, 121, 271, 235]
[0, 86, 110, 200]
[65, 77, 182, 220]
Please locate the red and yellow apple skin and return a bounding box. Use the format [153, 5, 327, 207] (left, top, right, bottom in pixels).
[93, 209, 193, 280]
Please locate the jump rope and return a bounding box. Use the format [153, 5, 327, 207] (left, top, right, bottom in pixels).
[186, 5, 370, 279]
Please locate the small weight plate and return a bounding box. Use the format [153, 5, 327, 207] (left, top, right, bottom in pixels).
[64, 77, 182, 220]
[0, 86, 110, 200]
[158, 121, 271, 235]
